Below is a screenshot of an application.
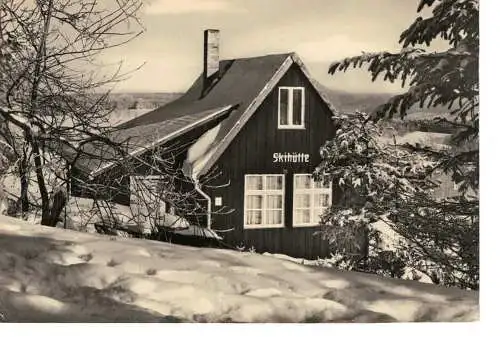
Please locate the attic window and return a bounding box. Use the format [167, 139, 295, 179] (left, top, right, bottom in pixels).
[278, 87, 305, 129]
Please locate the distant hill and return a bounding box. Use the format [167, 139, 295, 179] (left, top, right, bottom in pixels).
[316, 83, 451, 121]
[108, 87, 453, 121]
[104, 92, 183, 126]
[108, 92, 183, 110]
[106, 88, 455, 129]
[108, 87, 397, 118]
[320, 88, 393, 115]
[312, 83, 463, 137]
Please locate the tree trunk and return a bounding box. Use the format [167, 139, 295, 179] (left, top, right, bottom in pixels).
[18, 154, 30, 218]
[47, 186, 67, 227]
[30, 0, 53, 226]
[359, 226, 370, 270]
[32, 144, 51, 226]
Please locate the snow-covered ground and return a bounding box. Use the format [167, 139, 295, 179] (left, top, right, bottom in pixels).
[0, 214, 478, 323]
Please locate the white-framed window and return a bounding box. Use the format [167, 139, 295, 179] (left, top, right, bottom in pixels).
[244, 174, 285, 228]
[293, 174, 332, 227]
[278, 86, 305, 129]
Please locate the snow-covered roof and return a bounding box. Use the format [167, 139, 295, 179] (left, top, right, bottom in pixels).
[88, 105, 234, 178]
[182, 123, 222, 180]
[61, 105, 234, 176]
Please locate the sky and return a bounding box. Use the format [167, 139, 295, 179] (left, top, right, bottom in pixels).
[102, 0, 429, 94]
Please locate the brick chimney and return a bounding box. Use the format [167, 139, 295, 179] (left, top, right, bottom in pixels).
[203, 29, 220, 89]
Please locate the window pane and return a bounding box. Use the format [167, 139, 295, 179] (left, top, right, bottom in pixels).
[292, 89, 303, 125]
[294, 209, 310, 224]
[313, 208, 326, 224]
[295, 175, 311, 189]
[279, 88, 289, 125]
[267, 195, 283, 209]
[246, 176, 263, 190]
[266, 175, 283, 190]
[295, 194, 310, 208]
[246, 210, 262, 225]
[314, 194, 330, 208]
[266, 210, 282, 225]
[313, 179, 330, 189]
[246, 195, 263, 209]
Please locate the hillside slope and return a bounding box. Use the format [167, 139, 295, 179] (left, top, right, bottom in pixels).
[0, 215, 478, 323]
[314, 83, 452, 121]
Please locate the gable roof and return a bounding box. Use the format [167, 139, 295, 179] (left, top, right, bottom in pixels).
[120, 53, 294, 129]
[185, 52, 339, 179]
[76, 52, 338, 179]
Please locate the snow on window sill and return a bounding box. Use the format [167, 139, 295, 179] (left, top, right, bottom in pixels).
[292, 223, 322, 228]
[278, 125, 306, 130]
[244, 224, 285, 230]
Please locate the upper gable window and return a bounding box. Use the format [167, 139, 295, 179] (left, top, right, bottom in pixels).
[278, 87, 305, 129]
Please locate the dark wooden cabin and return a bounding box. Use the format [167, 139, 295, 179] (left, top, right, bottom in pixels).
[69, 29, 340, 259]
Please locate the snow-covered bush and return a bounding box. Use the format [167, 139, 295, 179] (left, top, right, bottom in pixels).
[314, 112, 478, 289]
[319, 0, 478, 289]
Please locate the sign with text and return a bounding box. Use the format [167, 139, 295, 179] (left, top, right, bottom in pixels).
[273, 152, 310, 163]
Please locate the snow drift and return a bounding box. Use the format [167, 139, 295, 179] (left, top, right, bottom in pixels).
[0, 214, 478, 323]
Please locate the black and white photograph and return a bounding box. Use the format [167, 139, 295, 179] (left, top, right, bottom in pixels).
[0, 0, 484, 330]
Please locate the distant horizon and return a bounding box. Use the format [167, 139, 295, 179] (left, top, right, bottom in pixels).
[108, 89, 395, 95]
[106, 85, 398, 96]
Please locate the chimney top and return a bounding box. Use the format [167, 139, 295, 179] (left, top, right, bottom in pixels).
[203, 29, 220, 89]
